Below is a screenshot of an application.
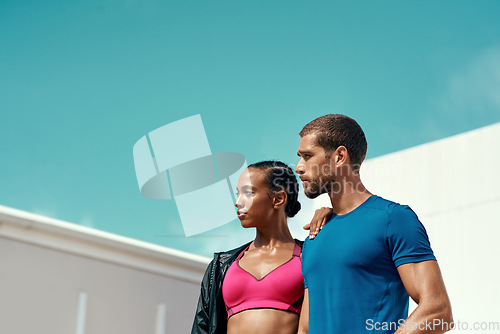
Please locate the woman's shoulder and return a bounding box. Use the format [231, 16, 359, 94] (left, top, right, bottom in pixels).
[293, 238, 304, 248]
[212, 241, 252, 258]
[211, 239, 303, 261]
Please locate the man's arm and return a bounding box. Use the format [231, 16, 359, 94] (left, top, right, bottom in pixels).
[395, 260, 453, 334]
[298, 288, 309, 334]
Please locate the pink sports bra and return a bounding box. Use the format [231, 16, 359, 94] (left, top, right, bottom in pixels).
[222, 243, 304, 318]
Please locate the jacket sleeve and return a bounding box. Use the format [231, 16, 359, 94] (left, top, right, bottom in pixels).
[191, 259, 215, 334]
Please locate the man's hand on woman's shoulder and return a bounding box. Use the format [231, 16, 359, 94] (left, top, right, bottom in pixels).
[303, 207, 333, 239]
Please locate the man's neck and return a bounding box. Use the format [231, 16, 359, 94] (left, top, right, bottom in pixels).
[328, 178, 372, 215]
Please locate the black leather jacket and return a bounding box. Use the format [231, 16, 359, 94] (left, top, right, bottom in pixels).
[191, 239, 304, 334]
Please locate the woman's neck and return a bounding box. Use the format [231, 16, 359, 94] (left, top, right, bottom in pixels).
[253, 215, 294, 248]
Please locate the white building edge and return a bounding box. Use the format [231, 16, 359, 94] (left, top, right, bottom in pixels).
[0, 205, 210, 334]
[1, 122, 499, 334]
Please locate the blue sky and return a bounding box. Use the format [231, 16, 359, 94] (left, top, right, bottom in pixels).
[1, 1, 499, 257]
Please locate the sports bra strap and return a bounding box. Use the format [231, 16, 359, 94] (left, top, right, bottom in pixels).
[235, 245, 250, 261]
[292, 243, 301, 257]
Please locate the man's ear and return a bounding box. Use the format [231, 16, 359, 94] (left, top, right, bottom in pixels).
[334, 146, 349, 167]
[273, 190, 287, 209]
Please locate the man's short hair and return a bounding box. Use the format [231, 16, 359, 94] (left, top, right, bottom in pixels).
[300, 114, 367, 169]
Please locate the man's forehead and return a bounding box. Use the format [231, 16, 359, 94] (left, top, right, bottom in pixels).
[298, 133, 320, 150]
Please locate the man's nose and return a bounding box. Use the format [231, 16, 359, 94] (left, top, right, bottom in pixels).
[295, 159, 304, 174]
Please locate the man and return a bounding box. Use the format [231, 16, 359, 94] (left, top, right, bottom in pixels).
[296, 114, 453, 334]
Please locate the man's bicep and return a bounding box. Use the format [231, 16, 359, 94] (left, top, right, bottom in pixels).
[397, 260, 448, 304]
[397, 260, 453, 333]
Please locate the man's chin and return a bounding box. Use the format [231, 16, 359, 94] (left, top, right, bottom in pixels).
[304, 189, 321, 199]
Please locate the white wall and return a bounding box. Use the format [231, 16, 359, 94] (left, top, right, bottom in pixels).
[0, 206, 210, 334]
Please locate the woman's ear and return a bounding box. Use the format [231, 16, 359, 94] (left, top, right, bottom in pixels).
[273, 190, 287, 209]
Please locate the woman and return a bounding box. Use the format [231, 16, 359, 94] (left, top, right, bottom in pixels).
[192, 161, 304, 334]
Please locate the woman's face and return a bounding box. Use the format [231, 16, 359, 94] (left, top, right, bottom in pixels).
[234, 168, 275, 228]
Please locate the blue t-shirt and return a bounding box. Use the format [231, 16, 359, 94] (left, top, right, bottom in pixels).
[302, 195, 436, 334]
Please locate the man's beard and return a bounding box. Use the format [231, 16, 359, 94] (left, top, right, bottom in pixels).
[303, 176, 337, 199]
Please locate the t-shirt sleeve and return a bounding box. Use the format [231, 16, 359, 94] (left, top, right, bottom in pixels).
[301, 238, 309, 288]
[386, 205, 436, 268]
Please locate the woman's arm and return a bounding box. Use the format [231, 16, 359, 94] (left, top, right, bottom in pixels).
[191, 260, 215, 334]
[297, 288, 309, 334]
